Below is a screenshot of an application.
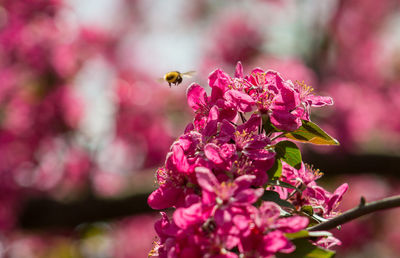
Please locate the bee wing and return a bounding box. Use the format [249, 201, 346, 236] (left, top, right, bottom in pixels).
[157, 77, 165, 83]
[181, 71, 196, 78]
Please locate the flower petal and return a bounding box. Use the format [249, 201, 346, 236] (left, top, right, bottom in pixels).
[235, 61, 244, 78]
[195, 166, 219, 192]
[148, 183, 183, 210]
[262, 231, 294, 254]
[308, 95, 333, 107]
[187, 83, 207, 111]
[224, 89, 255, 113]
[270, 109, 301, 131]
[173, 202, 203, 229]
[204, 143, 224, 164]
[209, 69, 231, 103]
[234, 188, 263, 204]
[275, 216, 309, 233]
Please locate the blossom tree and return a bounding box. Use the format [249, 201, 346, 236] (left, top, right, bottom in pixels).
[148, 62, 349, 257]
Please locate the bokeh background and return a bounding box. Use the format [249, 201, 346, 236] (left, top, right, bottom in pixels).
[0, 0, 400, 257]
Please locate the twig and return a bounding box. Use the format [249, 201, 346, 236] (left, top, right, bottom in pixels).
[239, 112, 247, 123]
[308, 195, 400, 231]
[270, 132, 285, 142]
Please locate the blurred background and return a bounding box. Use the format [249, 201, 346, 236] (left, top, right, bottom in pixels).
[0, 0, 400, 257]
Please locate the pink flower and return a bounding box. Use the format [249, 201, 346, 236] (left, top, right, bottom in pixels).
[238, 202, 308, 257]
[277, 162, 348, 219]
[292, 81, 333, 121]
[243, 68, 302, 131]
[150, 63, 342, 257]
[187, 83, 237, 130]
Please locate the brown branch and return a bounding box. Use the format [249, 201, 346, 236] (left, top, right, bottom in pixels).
[17, 152, 400, 230]
[18, 192, 154, 229]
[303, 150, 400, 177]
[308, 195, 400, 231]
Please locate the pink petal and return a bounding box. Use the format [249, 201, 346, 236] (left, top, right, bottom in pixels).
[234, 175, 255, 191]
[244, 137, 275, 160]
[187, 83, 207, 111]
[265, 70, 285, 89]
[184, 122, 194, 133]
[276, 216, 309, 233]
[262, 231, 293, 254]
[216, 99, 239, 123]
[328, 183, 348, 212]
[148, 183, 183, 210]
[270, 110, 301, 131]
[209, 69, 231, 103]
[220, 143, 236, 160]
[308, 95, 333, 107]
[220, 119, 236, 137]
[204, 143, 224, 164]
[234, 188, 263, 204]
[274, 82, 300, 111]
[195, 167, 219, 192]
[235, 61, 244, 78]
[214, 208, 232, 226]
[233, 214, 250, 231]
[247, 68, 266, 86]
[208, 105, 220, 122]
[173, 202, 203, 229]
[237, 114, 261, 133]
[203, 119, 218, 138]
[185, 194, 201, 206]
[259, 202, 281, 220]
[224, 89, 255, 113]
[154, 212, 179, 239]
[171, 144, 190, 173]
[333, 183, 349, 197]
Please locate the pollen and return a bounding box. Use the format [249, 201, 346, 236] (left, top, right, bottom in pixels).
[234, 130, 248, 138]
[295, 80, 314, 96]
[305, 163, 324, 177]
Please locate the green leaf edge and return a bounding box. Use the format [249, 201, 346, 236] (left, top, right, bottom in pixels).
[284, 120, 339, 146]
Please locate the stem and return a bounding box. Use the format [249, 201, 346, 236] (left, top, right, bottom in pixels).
[270, 132, 285, 142]
[308, 195, 400, 231]
[239, 112, 247, 123]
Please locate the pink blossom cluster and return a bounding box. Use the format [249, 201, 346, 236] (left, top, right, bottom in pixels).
[318, 0, 400, 150]
[148, 62, 347, 257]
[0, 0, 129, 228]
[0, 0, 191, 232]
[0, 0, 89, 230]
[277, 163, 349, 220]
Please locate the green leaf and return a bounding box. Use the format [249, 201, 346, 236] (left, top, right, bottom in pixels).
[285, 230, 332, 240]
[285, 230, 310, 240]
[276, 239, 335, 258]
[262, 114, 281, 134]
[269, 180, 303, 193]
[308, 231, 333, 238]
[301, 205, 314, 216]
[267, 158, 282, 179]
[274, 141, 302, 169]
[261, 190, 294, 209]
[284, 120, 339, 146]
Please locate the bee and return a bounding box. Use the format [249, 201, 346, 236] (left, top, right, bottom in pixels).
[159, 71, 196, 87]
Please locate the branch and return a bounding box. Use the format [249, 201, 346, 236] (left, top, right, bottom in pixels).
[303, 150, 400, 177]
[18, 192, 154, 229]
[17, 152, 400, 230]
[308, 195, 400, 231]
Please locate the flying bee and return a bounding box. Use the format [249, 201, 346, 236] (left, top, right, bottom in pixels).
[159, 71, 196, 87]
